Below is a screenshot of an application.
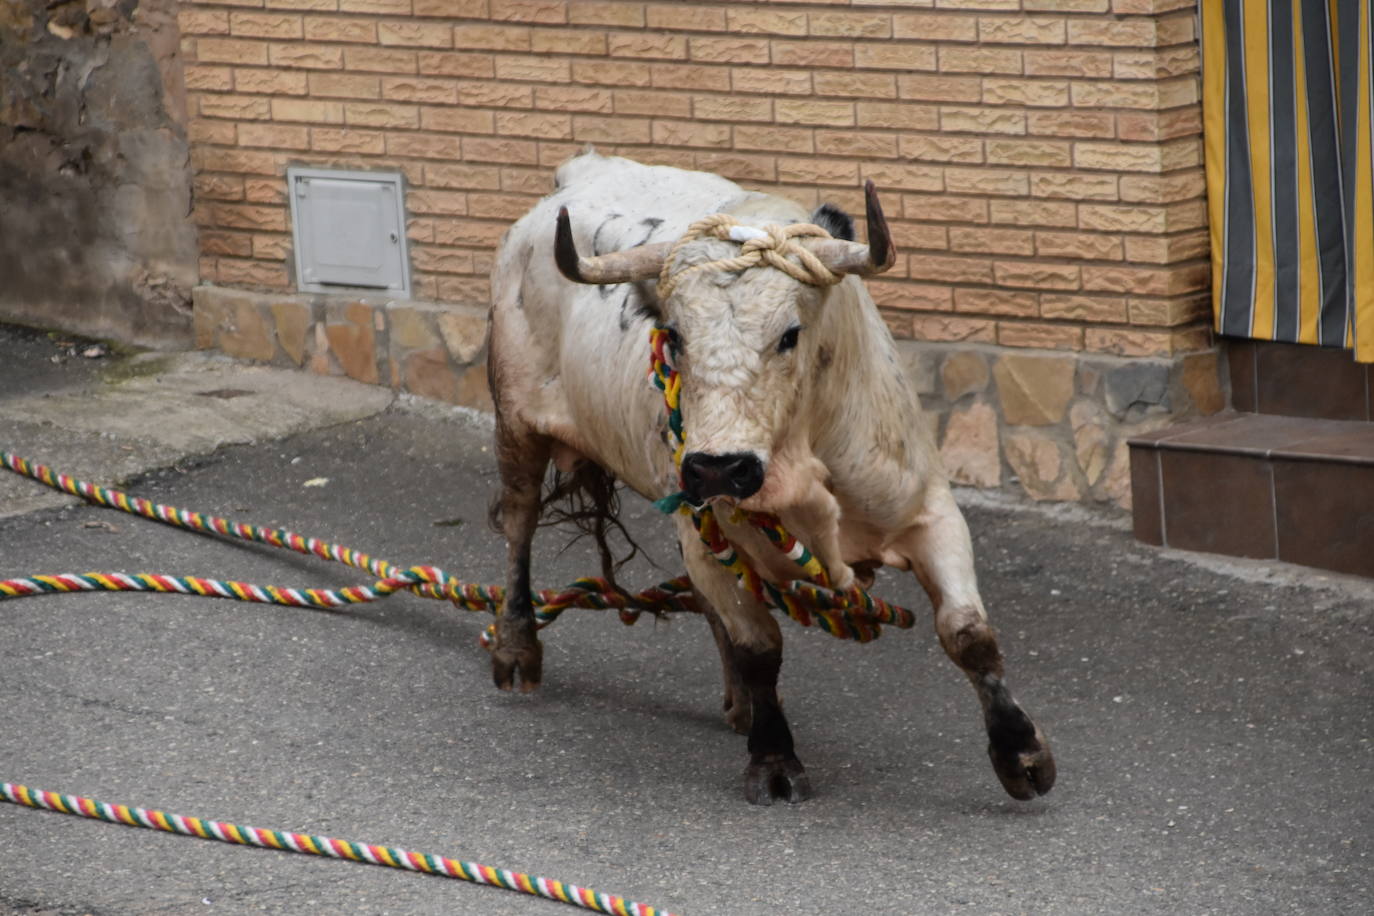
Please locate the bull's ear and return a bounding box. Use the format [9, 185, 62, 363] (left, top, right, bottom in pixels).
[804, 181, 896, 277]
[810, 203, 855, 241]
[555, 207, 671, 285]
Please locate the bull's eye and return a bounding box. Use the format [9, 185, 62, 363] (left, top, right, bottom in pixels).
[777, 325, 801, 353]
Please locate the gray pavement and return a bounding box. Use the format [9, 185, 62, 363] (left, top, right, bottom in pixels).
[0, 324, 1371, 915]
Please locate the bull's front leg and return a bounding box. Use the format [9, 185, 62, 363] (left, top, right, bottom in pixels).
[680, 515, 810, 805]
[903, 484, 1056, 800]
[490, 425, 551, 692]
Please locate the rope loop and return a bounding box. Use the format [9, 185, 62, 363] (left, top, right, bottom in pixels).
[656, 215, 842, 300]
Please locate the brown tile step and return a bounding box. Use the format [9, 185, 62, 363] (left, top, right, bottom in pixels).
[1128, 412, 1374, 579]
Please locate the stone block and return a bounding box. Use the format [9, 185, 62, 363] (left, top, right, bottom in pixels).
[325, 301, 381, 385]
[897, 342, 940, 396]
[404, 346, 460, 403]
[1005, 432, 1080, 501]
[1069, 400, 1110, 485]
[389, 305, 441, 351]
[940, 400, 1001, 488]
[941, 350, 990, 401]
[438, 308, 490, 364]
[1104, 360, 1170, 417]
[993, 353, 1076, 426]
[1177, 351, 1225, 415]
[271, 300, 312, 366]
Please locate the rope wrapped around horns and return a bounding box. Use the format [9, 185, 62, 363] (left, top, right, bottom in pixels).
[656, 215, 844, 300]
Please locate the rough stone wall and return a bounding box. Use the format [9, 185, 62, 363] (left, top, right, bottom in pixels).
[0, 0, 197, 348]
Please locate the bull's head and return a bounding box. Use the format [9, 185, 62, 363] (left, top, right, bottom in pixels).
[555, 183, 895, 506]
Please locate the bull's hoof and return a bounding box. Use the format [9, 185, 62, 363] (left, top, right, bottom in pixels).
[490, 639, 543, 693]
[744, 755, 811, 806]
[723, 694, 752, 735]
[988, 723, 1056, 800]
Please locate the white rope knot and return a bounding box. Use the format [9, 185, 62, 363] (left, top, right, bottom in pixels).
[656, 214, 842, 299]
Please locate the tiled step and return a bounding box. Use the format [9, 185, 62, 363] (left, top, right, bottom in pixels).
[1226, 338, 1373, 421]
[1128, 412, 1374, 578]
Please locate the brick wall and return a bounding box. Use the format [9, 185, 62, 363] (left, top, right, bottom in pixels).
[179, 0, 1208, 360]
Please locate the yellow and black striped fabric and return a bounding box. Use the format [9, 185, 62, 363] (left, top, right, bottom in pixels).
[1202, 0, 1374, 363]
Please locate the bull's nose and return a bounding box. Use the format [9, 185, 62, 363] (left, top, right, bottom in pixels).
[681, 452, 765, 502]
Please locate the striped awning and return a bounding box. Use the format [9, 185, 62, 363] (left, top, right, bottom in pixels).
[1202, 0, 1374, 363]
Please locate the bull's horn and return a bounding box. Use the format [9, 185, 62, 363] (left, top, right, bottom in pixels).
[805, 180, 897, 277]
[555, 207, 670, 285]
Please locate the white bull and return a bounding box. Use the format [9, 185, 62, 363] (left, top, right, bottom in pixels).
[487, 151, 1055, 804]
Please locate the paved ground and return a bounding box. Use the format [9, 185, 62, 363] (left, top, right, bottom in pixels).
[0, 324, 1371, 915]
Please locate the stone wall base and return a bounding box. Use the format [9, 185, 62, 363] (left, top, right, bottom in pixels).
[193, 284, 1225, 510]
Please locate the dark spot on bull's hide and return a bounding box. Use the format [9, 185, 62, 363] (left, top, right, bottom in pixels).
[810, 203, 855, 241]
[817, 346, 833, 371]
[592, 213, 623, 256]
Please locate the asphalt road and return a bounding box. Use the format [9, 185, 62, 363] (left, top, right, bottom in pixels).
[1, 340, 1371, 914]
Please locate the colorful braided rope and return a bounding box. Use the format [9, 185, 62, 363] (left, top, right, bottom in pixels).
[1, 782, 673, 916]
[645, 327, 915, 641]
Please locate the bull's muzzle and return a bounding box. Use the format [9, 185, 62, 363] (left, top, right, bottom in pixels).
[681, 452, 765, 503]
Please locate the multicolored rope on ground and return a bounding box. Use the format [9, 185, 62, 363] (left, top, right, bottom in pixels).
[1, 782, 674, 916]
[645, 326, 916, 642]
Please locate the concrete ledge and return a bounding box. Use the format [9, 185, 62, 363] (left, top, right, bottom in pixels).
[192, 285, 492, 412]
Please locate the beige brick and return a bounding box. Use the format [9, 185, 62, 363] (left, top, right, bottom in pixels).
[945, 167, 1028, 196]
[815, 130, 897, 158]
[425, 162, 504, 188]
[413, 0, 483, 13]
[909, 254, 993, 285]
[727, 8, 808, 36]
[939, 46, 1022, 75]
[855, 43, 934, 71]
[195, 38, 270, 66]
[1073, 142, 1161, 172]
[418, 51, 495, 78]
[271, 98, 345, 123]
[1035, 231, 1124, 260]
[303, 16, 376, 43]
[408, 189, 470, 216]
[216, 258, 289, 289]
[252, 233, 291, 259]
[573, 115, 652, 144]
[861, 162, 944, 191]
[1124, 231, 1209, 264]
[778, 157, 860, 185]
[1026, 110, 1115, 138]
[432, 218, 507, 247]
[1114, 46, 1199, 81]
[339, 0, 411, 14]
[684, 36, 770, 65]
[238, 122, 309, 149]
[311, 127, 387, 155]
[186, 66, 234, 91]
[613, 89, 690, 118]
[490, 0, 567, 23]
[230, 12, 303, 40]
[902, 193, 989, 223]
[385, 133, 462, 160]
[345, 46, 418, 73]
[538, 85, 615, 113]
[454, 23, 530, 51]
[648, 4, 727, 31]
[201, 231, 253, 258]
[194, 147, 281, 176]
[983, 78, 1069, 107]
[459, 81, 533, 107]
[939, 106, 1026, 135]
[1071, 80, 1161, 110]
[857, 102, 938, 130]
[574, 60, 652, 87]
[494, 54, 570, 81]
[1078, 203, 1168, 233]
[912, 315, 997, 343]
[893, 13, 977, 43]
[996, 261, 1081, 290]
[1126, 295, 1208, 326]
[245, 180, 286, 206]
[694, 151, 776, 182]
[1081, 264, 1194, 296]
[1031, 172, 1119, 200]
[810, 11, 892, 39]
[380, 76, 456, 104]
[998, 322, 1083, 350]
[419, 105, 495, 134]
[500, 167, 550, 195]
[199, 202, 288, 233]
[728, 124, 809, 154]
[987, 139, 1072, 167]
[609, 31, 689, 60]
[1117, 108, 1202, 142]
[870, 280, 954, 312]
[774, 40, 856, 69]
[530, 28, 608, 55]
[1067, 18, 1158, 48]
[569, 1, 644, 27]
[898, 75, 982, 103]
[1025, 0, 1109, 9]
[468, 192, 538, 220]
[494, 111, 573, 139]
[1024, 49, 1112, 78]
[345, 102, 419, 128]
[931, 0, 1019, 8]
[899, 134, 983, 163]
[654, 64, 732, 92]
[953, 287, 1039, 316]
[196, 174, 244, 201]
[732, 67, 811, 95]
[180, 10, 230, 35]
[235, 68, 308, 95]
[816, 72, 898, 99]
[378, 20, 453, 48]
[951, 226, 1036, 256]
[694, 95, 773, 122]
[653, 119, 731, 148]
[1040, 293, 1128, 322]
[200, 94, 273, 120]
[190, 120, 238, 146]
[776, 98, 855, 127]
[979, 16, 1065, 44]
[990, 199, 1079, 227]
[1084, 327, 1173, 357]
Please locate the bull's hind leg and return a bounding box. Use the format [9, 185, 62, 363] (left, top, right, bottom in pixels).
[680, 517, 809, 804]
[904, 484, 1056, 800]
[490, 422, 551, 692]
